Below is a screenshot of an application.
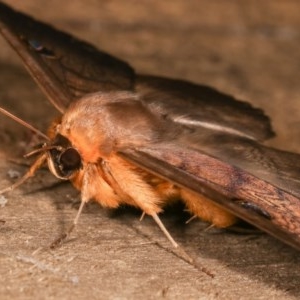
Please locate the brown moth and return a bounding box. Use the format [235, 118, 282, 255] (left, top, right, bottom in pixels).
[1, 2, 300, 251]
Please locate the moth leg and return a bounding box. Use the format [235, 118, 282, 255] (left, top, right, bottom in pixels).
[102, 157, 181, 248]
[50, 165, 96, 248]
[139, 211, 146, 221]
[101, 158, 162, 212]
[180, 189, 237, 228]
[185, 215, 197, 224]
[151, 212, 178, 248]
[0, 153, 47, 194]
[50, 200, 86, 249]
[203, 224, 215, 232]
[50, 164, 101, 249]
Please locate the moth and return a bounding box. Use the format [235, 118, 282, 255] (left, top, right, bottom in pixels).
[1, 2, 300, 251]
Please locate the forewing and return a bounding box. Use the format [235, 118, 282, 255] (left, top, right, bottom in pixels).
[0, 2, 135, 112]
[120, 140, 300, 251]
[136, 75, 275, 142]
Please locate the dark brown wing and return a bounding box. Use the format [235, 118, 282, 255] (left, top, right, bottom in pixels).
[183, 132, 300, 198]
[0, 2, 135, 112]
[120, 137, 300, 251]
[0, 2, 274, 142]
[136, 75, 274, 142]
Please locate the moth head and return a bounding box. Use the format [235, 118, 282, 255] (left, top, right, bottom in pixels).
[0, 106, 83, 196]
[24, 133, 82, 180]
[46, 134, 82, 180]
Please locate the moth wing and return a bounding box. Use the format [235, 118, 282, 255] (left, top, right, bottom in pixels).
[136, 75, 274, 142]
[0, 2, 135, 113]
[184, 132, 300, 198]
[0, 3, 274, 142]
[119, 135, 300, 251]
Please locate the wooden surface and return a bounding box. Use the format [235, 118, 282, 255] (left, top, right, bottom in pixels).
[0, 1, 300, 299]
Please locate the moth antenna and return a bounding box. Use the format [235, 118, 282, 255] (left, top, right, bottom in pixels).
[50, 200, 86, 249]
[150, 213, 178, 248]
[0, 153, 47, 195]
[24, 145, 62, 158]
[0, 107, 50, 141]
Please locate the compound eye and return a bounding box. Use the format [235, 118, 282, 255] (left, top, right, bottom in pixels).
[59, 148, 81, 174]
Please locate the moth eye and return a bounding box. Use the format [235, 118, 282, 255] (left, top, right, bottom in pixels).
[28, 40, 56, 58]
[59, 148, 82, 174]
